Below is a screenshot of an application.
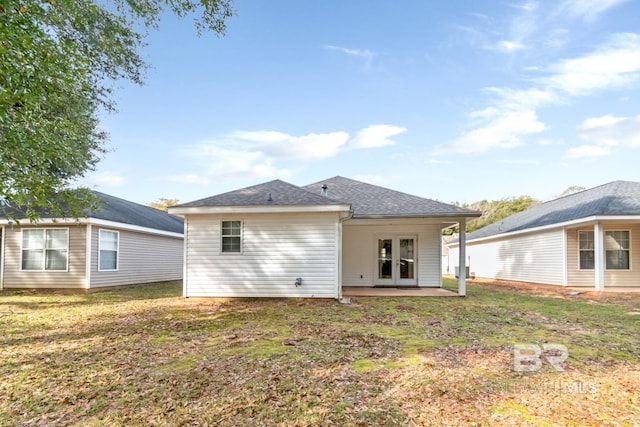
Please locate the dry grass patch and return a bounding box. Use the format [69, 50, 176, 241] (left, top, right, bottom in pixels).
[0, 280, 638, 426]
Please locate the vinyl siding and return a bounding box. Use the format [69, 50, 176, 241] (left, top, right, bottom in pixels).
[567, 223, 640, 287]
[90, 227, 183, 287]
[342, 221, 442, 287]
[184, 213, 340, 298]
[2, 225, 87, 289]
[459, 229, 565, 285]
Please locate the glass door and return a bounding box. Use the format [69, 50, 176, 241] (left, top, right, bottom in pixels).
[375, 236, 417, 286]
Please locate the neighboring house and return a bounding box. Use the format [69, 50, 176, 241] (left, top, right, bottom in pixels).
[0, 191, 184, 290]
[169, 176, 480, 299]
[447, 181, 640, 290]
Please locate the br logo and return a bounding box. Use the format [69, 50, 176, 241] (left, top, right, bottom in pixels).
[513, 344, 568, 372]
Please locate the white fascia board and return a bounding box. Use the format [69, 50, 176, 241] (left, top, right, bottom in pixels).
[0, 217, 183, 238]
[169, 204, 352, 215]
[449, 215, 640, 247]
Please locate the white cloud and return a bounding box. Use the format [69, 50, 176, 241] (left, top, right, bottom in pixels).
[228, 130, 350, 160]
[565, 145, 611, 158]
[85, 172, 125, 187]
[555, 0, 629, 22]
[564, 113, 640, 158]
[577, 114, 640, 147]
[434, 110, 545, 154]
[438, 32, 640, 155]
[174, 125, 402, 184]
[543, 33, 640, 96]
[488, 40, 527, 53]
[324, 45, 376, 68]
[349, 124, 407, 148]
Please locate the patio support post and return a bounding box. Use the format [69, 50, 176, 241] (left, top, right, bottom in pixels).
[594, 222, 604, 291]
[458, 219, 467, 296]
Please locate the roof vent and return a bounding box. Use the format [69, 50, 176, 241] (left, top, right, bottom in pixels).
[267, 192, 273, 202]
[321, 184, 328, 197]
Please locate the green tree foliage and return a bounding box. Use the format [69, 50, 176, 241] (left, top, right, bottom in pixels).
[444, 196, 541, 235]
[149, 197, 179, 212]
[0, 0, 232, 220]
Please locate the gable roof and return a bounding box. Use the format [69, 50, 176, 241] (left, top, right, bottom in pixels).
[172, 179, 349, 208]
[0, 191, 184, 234]
[467, 180, 640, 241]
[88, 191, 184, 234]
[303, 176, 480, 218]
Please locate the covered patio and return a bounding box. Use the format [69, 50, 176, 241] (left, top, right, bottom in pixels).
[342, 286, 459, 297]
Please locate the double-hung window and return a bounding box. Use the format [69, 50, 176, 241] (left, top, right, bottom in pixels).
[578, 231, 595, 270]
[21, 229, 69, 271]
[221, 220, 242, 253]
[605, 230, 630, 270]
[99, 229, 119, 271]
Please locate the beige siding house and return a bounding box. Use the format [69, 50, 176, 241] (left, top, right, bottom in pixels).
[170, 177, 480, 299]
[0, 192, 184, 290]
[447, 181, 640, 290]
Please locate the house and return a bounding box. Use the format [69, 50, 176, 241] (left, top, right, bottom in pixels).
[0, 191, 184, 290]
[446, 181, 640, 290]
[169, 176, 480, 298]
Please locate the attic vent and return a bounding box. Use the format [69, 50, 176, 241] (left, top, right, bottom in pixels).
[267, 192, 273, 202]
[321, 184, 328, 197]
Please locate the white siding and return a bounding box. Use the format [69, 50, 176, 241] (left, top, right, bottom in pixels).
[342, 221, 442, 287]
[90, 228, 183, 288]
[184, 213, 340, 298]
[458, 229, 566, 286]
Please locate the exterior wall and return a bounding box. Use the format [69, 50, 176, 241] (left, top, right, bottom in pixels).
[2, 224, 87, 289]
[567, 223, 640, 287]
[184, 212, 340, 298]
[342, 221, 442, 287]
[450, 229, 566, 286]
[89, 227, 183, 288]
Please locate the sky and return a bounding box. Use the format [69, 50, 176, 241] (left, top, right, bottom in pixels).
[83, 0, 640, 206]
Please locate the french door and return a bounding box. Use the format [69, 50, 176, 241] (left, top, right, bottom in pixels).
[374, 235, 417, 286]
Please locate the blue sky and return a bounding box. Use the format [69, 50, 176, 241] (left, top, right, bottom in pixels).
[84, 0, 640, 206]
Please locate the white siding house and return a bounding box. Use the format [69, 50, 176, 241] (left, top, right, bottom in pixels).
[446, 181, 640, 290]
[170, 177, 480, 299]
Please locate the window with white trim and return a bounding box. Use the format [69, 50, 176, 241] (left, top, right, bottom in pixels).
[605, 230, 630, 270]
[578, 231, 595, 270]
[98, 229, 119, 271]
[21, 229, 69, 271]
[221, 220, 242, 253]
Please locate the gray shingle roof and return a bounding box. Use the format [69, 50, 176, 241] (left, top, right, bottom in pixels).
[173, 179, 349, 208]
[88, 191, 184, 234]
[467, 180, 640, 241]
[303, 176, 480, 218]
[0, 191, 184, 234]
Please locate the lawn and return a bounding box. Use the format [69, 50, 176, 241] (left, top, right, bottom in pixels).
[1, 280, 638, 426]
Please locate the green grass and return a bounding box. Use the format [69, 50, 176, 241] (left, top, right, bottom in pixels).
[0, 279, 638, 426]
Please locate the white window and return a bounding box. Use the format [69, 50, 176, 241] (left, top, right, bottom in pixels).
[99, 229, 119, 271]
[605, 230, 630, 270]
[221, 220, 242, 253]
[21, 229, 69, 271]
[578, 231, 594, 270]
